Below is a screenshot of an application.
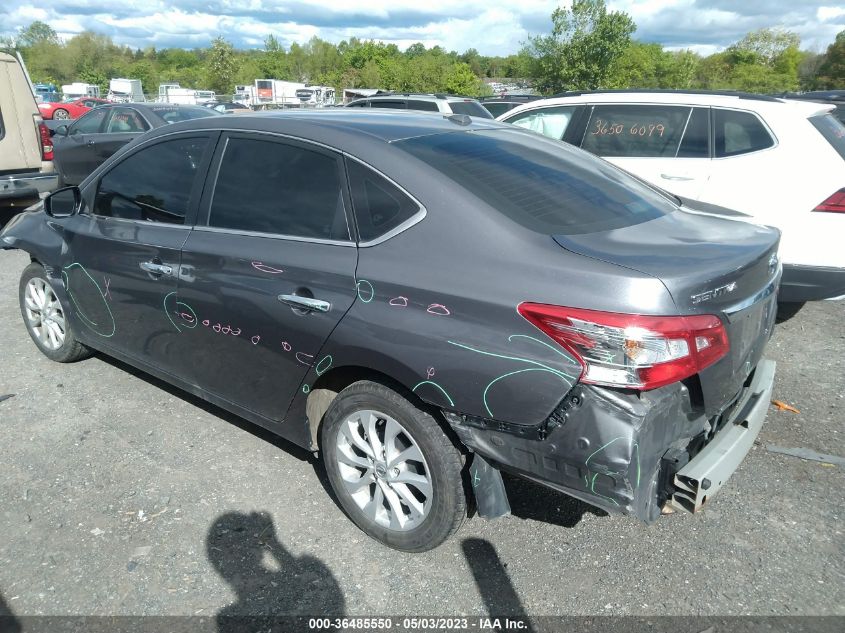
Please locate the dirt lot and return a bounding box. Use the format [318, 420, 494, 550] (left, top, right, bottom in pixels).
[0, 246, 843, 619]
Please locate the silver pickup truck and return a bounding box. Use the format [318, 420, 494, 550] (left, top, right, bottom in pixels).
[0, 52, 58, 208]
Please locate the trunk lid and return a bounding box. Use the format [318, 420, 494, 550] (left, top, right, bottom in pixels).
[553, 209, 780, 415]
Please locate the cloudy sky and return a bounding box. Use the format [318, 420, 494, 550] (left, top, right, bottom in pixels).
[2, 0, 844, 56]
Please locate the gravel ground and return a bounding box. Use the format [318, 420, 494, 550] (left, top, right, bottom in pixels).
[0, 246, 843, 618]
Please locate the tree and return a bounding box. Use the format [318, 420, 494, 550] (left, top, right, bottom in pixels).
[17, 21, 60, 47]
[444, 62, 482, 95]
[523, 0, 636, 93]
[204, 37, 236, 94]
[815, 30, 845, 89]
[729, 28, 800, 67]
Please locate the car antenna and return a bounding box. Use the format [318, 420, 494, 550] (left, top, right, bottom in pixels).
[445, 113, 472, 126]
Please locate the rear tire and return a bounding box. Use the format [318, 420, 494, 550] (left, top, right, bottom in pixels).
[19, 263, 92, 363]
[53, 108, 70, 120]
[776, 301, 805, 323]
[321, 380, 466, 552]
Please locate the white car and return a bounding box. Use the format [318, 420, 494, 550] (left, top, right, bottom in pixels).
[498, 91, 845, 313]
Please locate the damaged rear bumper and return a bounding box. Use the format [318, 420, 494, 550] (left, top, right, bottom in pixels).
[445, 359, 776, 523]
[669, 359, 775, 513]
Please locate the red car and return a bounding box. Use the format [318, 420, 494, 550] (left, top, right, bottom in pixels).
[37, 97, 110, 120]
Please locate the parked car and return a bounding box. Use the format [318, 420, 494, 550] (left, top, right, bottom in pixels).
[777, 90, 845, 125]
[346, 93, 493, 118]
[1, 110, 780, 552]
[498, 90, 845, 318]
[51, 102, 220, 186]
[38, 97, 110, 120]
[478, 94, 541, 117]
[209, 102, 251, 114]
[0, 52, 58, 209]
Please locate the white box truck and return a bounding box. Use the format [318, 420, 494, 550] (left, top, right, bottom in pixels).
[62, 83, 100, 99]
[254, 79, 305, 107]
[107, 78, 144, 103]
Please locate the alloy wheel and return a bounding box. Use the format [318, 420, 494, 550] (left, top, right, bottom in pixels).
[335, 409, 432, 531]
[24, 278, 66, 351]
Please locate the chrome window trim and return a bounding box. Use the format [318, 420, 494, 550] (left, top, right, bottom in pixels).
[191, 224, 355, 247]
[342, 152, 428, 247]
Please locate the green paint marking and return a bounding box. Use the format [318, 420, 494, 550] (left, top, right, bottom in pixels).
[163, 292, 198, 333]
[482, 367, 570, 417]
[507, 334, 577, 363]
[315, 355, 333, 376]
[590, 472, 620, 507]
[412, 380, 455, 407]
[446, 340, 577, 383]
[472, 470, 481, 488]
[302, 384, 310, 394]
[634, 442, 641, 488]
[356, 279, 374, 303]
[62, 263, 116, 337]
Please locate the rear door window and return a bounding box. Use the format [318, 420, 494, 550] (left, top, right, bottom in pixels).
[713, 109, 774, 157]
[207, 136, 349, 241]
[505, 106, 577, 141]
[809, 113, 845, 160]
[105, 107, 149, 133]
[407, 100, 439, 112]
[369, 100, 407, 110]
[346, 159, 421, 242]
[94, 137, 209, 224]
[398, 128, 675, 235]
[580, 105, 690, 157]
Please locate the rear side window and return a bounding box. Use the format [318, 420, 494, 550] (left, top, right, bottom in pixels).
[809, 113, 845, 160]
[398, 129, 674, 235]
[581, 105, 690, 157]
[71, 108, 109, 134]
[677, 107, 710, 158]
[94, 137, 208, 224]
[347, 159, 421, 242]
[208, 137, 349, 241]
[105, 108, 149, 133]
[714, 109, 774, 157]
[506, 106, 576, 141]
[150, 106, 219, 123]
[448, 100, 493, 119]
[407, 100, 439, 112]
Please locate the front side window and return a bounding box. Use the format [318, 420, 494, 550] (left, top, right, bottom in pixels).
[71, 108, 109, 134]
[506, 106, 577, 141]
[369, 100, 407, 110]
[407, 100, 439, 112]
[347, 159, 421, 242]
[581, 105, 690, 157]
[208, 137, 349, 241]
[714, 109, 774, 157]
[93, 137, 208, 224]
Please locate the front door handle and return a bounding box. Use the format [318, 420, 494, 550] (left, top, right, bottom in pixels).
[660, 173, 694, 181]
[140, 261, 173, 276]
[278, 294, 331, 313]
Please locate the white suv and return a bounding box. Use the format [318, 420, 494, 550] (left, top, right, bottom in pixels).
[498, 90, 845, 310]
[346, 93, 493, 119]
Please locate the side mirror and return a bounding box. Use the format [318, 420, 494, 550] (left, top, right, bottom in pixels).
[55, 124, 69, 137]
[44, 186, 81, 218]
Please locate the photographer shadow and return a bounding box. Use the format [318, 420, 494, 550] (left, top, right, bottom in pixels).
[207, 511, 345, 632]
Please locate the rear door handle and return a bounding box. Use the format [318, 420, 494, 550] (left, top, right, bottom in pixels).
[278, 294, 331, 313]
[140, 261, 173, 276]
[660, 173, 694, 181]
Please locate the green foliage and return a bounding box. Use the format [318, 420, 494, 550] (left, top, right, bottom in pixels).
[524, 0, 636, 93]
[204, 37, 236, 94]
[815, 30, 845, 89]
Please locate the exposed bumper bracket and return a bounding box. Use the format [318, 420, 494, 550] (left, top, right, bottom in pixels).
[669, 359, 776, 514]
[470, 454, 511, 520]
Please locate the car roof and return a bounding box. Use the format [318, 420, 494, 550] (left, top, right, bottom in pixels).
[500, 90, 835, 120]
[140, 109, 505, 148]
[353, 93, 479, 102]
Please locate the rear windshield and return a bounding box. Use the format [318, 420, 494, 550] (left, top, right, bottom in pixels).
[448, 100, 494, 119]
[810, 113, 845, 160]
[149, 106, 220, 124]
[397, 129, 675, 235]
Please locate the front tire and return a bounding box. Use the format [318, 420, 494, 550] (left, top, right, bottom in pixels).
[53, 108, 70, 120]
[321, 380, 466, 552]
[19, 263, 92, 363]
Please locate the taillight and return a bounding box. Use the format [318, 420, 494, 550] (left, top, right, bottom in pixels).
[35, 117, 53, 161]
[517, 303, 729, 390]
[814, 188, 845, 213]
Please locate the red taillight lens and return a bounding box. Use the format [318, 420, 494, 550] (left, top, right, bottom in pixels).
[814, 188, 845, 213]
[36, 119, 53, 161]
[517, 303, 729, 391]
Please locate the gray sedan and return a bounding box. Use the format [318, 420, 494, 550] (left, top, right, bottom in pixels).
[52, 103, 220, 186]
